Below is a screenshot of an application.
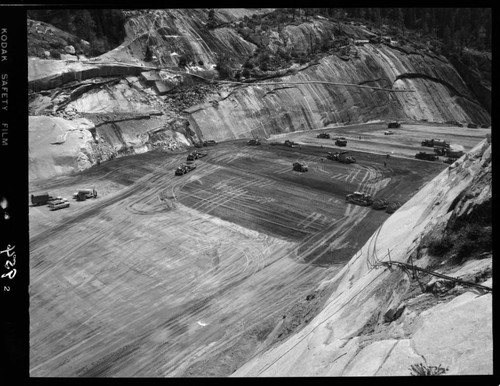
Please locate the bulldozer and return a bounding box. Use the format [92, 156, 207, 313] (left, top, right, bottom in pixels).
[292, 161, 308, 172]
[346, 191, 373, 206]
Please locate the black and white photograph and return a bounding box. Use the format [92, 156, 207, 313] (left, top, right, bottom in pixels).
[1, 6, 495, 380]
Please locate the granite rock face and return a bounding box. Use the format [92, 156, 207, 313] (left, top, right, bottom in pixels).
[28, 9, 491, 180]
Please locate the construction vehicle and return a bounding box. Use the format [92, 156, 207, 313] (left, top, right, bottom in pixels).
[285, 140, 300, 148]
[387, 122, 401, 128]
[73, 188, 97, 201]
[372, 198, 389, 210]
[480, 124, 490, 128]
[175, 164, 189, 176]
[326, 151, 339, 161]
[421, 139, 449, 148]
[327, 151, 355, 163]
[433, 146, 449, 156]
[415, 152, 439, 161]
[193, 150, 207, 158]
[203, 140, 217, 146]
[443, 157, 459, 165]
[335, 138, 347, 147]
[467, 123, 478, 128]
[247, 139, 261, 146]
[292, 161, 308, 172]
[317, 133, 330, 139]
[31, 193, 54, 206]
[386, 201, 401, 214]
[338, 153, 356, 163]
[175, 163, 196, 176]
[48, 198, 70, 211]
[346, 191, 373, 206]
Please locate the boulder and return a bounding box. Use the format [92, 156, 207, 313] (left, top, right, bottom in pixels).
[65, 45, 76, 54]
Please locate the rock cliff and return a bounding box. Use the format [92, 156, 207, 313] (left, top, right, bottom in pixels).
[28, 9, 491, 181]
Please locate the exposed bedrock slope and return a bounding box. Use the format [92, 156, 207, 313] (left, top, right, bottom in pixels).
[232, 138, 492, 376]
[187, 46, 489, 141]
[28, 10, 490, 180]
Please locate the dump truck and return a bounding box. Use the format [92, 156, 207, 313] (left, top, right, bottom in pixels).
[346, 191, 373, 206]
[415, 152, 439, 161]
[387, 122, 401, 128]
[292, 161, 308, 172]
[247, 139, 261, 146]
[421, 139, 449, 148]
[335, 138, 347, 147]
[31, 193, 53, 206]
[73, 188, 97, 201]
[48, 198, 70, 211]
[317, 133, 330, 139]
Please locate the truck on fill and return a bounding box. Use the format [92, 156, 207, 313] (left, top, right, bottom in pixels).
[73, 188, 97, 201]
[335, 138, 347, 147]
[415, 152, 439, 161]
[31, 193, 53, 206]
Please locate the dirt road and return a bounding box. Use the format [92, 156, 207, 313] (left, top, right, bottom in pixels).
[29, 129, 458, 376]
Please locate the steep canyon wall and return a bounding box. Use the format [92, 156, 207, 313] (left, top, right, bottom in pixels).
[28, 9, 491, 180]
